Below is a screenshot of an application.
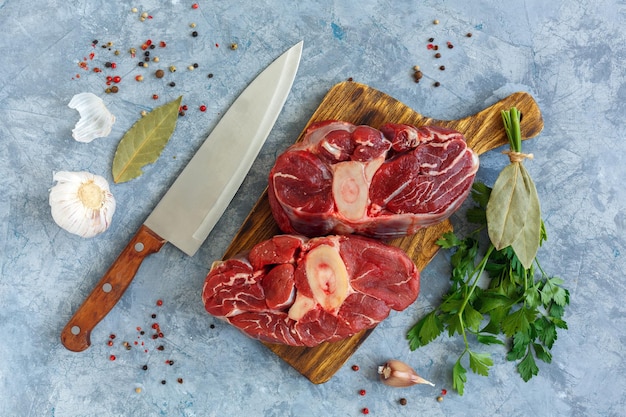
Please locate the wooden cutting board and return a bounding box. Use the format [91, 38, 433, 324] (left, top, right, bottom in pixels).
[221, 81, 544, 384]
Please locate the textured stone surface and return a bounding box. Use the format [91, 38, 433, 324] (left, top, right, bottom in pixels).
[1, 1, 625, 416]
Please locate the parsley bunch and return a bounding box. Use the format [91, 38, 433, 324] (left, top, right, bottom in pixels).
[407, 182, 569, 395]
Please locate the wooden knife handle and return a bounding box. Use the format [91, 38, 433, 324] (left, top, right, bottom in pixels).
[61, 224, 167, 352]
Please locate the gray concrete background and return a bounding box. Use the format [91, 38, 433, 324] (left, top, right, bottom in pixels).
[1, 1, 624, 416]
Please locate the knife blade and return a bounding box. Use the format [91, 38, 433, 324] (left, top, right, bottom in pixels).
[61, 41, 303, 352]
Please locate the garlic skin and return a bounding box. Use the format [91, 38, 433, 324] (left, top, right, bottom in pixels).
[68, 92, 116, 143]
[49, 171, 116, 238]
[377, 359, 435, 388]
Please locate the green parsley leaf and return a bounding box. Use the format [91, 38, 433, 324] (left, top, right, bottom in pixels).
[407, 311, 443, 350]
[518, 351, 539, 382]
[477, 334, 504, 345]
[469, 351, 493, 376]
[533, 343, 552, 364]
[453, 359, 468, 396]
[502, 307, 535, 337]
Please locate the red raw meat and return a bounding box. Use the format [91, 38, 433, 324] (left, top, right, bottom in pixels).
[268, 121, 479, 238]
[202, 234, 420, 347]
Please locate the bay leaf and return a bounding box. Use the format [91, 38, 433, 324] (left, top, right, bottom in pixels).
[486, 163, 529, 250]
[510, 164, 542, 269]
[112, 96, 183, 183]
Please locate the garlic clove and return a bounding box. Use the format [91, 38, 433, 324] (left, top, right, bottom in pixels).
[68, 92, 116, 143]
[378, 359, 435, 388]
[49, 171, 116, 238]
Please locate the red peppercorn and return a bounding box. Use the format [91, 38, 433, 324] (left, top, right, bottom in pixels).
[146, 39, 152, 46]
[152, 323, 159, 329]
[111, 62, 117, 69]
[159, 41, 167, 48]
[192, 3, 199, 9]
[182, 105, 188, 111]
[109, 355, 116, 361]
[362, 408, 369, 415]
[156, 299, 163, 306]
[441, 388, 448, 396]
[107, 340, 113, 346]
[152, 94, 159, 100]
[112, 76, 121, 83]
[110, 334, 116, 339]
[359, 389, 366, 396]
[199, 105, 207, 112]
[352, 365, 359, 371]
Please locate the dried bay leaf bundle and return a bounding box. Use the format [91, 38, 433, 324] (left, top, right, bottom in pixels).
[486, 108, 541, 269]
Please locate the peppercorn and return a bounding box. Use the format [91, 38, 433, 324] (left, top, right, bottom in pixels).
[207, 73, 214, 78]
[428, 37, 434, 42]
[135, 75, 144, 82]
[149, 44, 155, 49]
[157, 345, 164, 351]
[155, 69, 164, 78]
[188, 65, 195, 71]
[447, 42, 454, 49]
[230, 43, 238, 50]
[142, 365, 148, 370]
[433, 19, 439, 24]
[144, 57, 150, 62]
[135, 387, 142, 393]
[151, 314, 157, 319]
[111, 86, 119, 93]
[435, 52, 441, 58]
[169, 66, 176, 73]
[190, 22, 196, 28]
[433, 44, 439, 50]
[161, 380, 166, 385]
[93, 40, 99, 45]
[362, 408, 369, 415]
[434, 81, 441, 87]
[144, 51, 150, 57]
[193, 63, 199, 68]
[105, 62, 112, 68]
[399, 398, 407, 406]
[192, 31, 198, 37]
[199, 105, 207, 112]
[351, 365, 360, 371]
[439, 65, 445, 70]
[153, 57, 159, 62]
[436, 395, 444, 402]
[359, 389, 366, 396]
[169, 82, 176, 87]
[177, 378, 184, 384]
[466, 32, 473, 37]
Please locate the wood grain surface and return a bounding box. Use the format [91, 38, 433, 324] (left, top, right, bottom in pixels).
[221, 81, 544, 384]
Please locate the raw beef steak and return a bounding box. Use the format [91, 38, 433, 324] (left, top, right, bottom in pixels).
[202, 234, 420, 347]
[268, 120, 479, 238]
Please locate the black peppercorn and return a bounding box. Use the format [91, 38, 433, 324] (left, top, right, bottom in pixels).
[192, 31, 198, 37]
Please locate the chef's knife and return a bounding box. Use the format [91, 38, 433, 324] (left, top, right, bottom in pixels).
[61, 41, 303, 352]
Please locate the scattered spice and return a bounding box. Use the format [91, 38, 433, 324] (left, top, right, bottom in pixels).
[428, 37, 434, 42]
[447, 42, 454, 49]
[135, 75, 144, 82]
[155, 69, 164, 78]
[435, 52, 441, 58]
[152, 94, 159, 100]
[434, 81, 441, 87]
[399, 398, 407, 406]
[191, 3, 199, 9]
[362, 408, 369, 415]
[199, 105, 207, 112]
[161, 380, 167, 385]
[156, 299, 163, 306]
[192, 31, 198, 37]
[466, 32, 473, 37]
[207, 73, 214, 78]
[135, 387, 142, 393]
[436, 395, 444, 402]
[433, 19, 440, 24]
[177, 378, 184, 384]
[359, 389, 366, 396]
[351, 365, 360, 371]
[109, 355, 116, 361]
[142, 365, 148, 371]
[439, 65, 445, 71]
[230, 43, 238, 50]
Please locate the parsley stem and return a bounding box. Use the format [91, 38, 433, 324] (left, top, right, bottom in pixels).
[458, 245, 495, 316]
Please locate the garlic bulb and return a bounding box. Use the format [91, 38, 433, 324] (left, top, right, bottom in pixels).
[378, 359, 435, 388]
[68, 92, 115, 143]
[49, 171, 116, 238]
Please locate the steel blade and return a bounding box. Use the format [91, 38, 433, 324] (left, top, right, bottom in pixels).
[144, 41, 302, 256]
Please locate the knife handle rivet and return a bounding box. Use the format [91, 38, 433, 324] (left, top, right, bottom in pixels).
[70, 326, 81, 335]
[102, 283, 112, 293]
[134, 242, 145, 252]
